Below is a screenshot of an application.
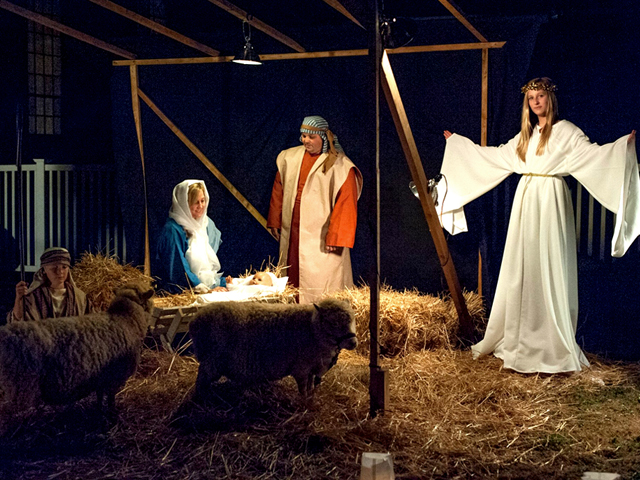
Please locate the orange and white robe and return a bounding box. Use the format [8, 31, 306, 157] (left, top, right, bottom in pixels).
[268, 145, 363, 303]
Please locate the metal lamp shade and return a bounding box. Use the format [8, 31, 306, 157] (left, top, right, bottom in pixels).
[232, 42, 262, 65]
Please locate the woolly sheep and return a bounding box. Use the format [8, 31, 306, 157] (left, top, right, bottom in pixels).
[0, 281, 154, 427]
[189, 298, 358, 399]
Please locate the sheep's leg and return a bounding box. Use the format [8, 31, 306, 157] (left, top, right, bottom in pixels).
[0, 379, 39, 435]
[194, 361, 219, 401]
[294, 374, 314, 400]
[106, 391, 117, 420]
[96, 388, 106, 412]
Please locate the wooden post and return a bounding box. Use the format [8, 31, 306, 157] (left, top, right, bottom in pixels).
[479, 47, 489, 296]
[367, 0, 388, 417]
[380, 52, 474, 343]
[129, 65, 151, 276]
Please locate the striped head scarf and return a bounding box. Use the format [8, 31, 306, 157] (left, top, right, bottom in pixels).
[40, 247, 71, 267]
[26, 247, 81, 319]
[299, 116, 344, 172]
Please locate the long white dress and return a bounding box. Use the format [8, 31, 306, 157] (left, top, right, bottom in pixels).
[437, 120, 640, 373]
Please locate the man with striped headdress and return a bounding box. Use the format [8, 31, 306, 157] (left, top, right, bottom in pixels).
[267, 116, 363, 303]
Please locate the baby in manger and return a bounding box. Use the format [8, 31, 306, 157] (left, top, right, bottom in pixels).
[193, 271, 287, 304]
[225, 271, 277, 287]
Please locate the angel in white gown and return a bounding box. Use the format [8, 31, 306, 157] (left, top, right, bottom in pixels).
[438, 77, 639, 373]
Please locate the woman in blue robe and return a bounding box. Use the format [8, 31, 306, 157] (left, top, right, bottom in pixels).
[156, 180, 227, 294]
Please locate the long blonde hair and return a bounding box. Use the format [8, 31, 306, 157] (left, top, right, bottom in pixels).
[187, 182, 205, 206]
[516, 77, 559, 162]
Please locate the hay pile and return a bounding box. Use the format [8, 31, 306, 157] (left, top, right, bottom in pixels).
[3, 346, 640, 479]
[333, 285, 486, 357]
[72, 252, 154, 312]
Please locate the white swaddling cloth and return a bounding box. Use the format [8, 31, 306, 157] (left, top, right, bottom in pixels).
[194, 273, 288, 304]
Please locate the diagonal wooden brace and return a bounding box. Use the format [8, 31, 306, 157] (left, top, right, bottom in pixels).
[380, 51, 474, 343]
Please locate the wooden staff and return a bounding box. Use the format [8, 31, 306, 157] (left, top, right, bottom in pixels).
[15, 104, 27, 321]
[15, 104, 25, 285]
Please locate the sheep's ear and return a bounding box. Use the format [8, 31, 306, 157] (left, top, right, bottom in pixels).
[313, 303, 320, 312]
[142, 286, 155, 301]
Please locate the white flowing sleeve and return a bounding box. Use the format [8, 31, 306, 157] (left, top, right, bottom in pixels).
[569, 130, 640, 257]
[437, 133, 517, 234]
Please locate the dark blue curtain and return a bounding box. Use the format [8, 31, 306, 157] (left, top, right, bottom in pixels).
[112, 16, 544, 297]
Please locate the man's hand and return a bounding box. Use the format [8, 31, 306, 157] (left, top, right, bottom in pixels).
[269, 227, 281, 242]
[12, 281, 28, 320]
[325, 245, 344, 254]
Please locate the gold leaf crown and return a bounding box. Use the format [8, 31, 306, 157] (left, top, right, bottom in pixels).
[521, 81, 557, 94]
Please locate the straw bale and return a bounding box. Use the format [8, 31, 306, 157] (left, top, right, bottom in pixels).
[330, 284, 487, 357]
[72, 252, 154, 312]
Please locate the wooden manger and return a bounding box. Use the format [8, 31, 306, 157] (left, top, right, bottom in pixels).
[149, 290, 297, 352]
[148, 304, 199, 353]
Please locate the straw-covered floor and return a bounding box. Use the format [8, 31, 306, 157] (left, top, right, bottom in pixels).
[2, 255, 640, 479]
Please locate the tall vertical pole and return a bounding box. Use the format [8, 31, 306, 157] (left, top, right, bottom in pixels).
[15, 104, 25, 284]
[478, 47, 489, 296]
[129, 64, 151, 276]
[368, 0, 388, 417]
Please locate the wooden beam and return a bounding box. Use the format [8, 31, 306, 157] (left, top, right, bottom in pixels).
[321, 0, 364, 29]
[129, 65, 151, 276]
[387, 41, 504, 54]
[380, 51, 474, 343]
[112, 41, 506, 66]
[205, 0, 305, 52]
[438, 0, 488, 42]
[136, 88, 269, 231]
[481, 48, 488, 146]
[88, 0, 220, 56]
[0, 0, 136, 59]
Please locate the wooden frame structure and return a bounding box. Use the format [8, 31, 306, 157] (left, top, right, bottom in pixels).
[2, 0, 504, 415]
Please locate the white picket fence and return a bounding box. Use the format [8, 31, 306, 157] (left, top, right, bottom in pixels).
[0, 159, 127, 272]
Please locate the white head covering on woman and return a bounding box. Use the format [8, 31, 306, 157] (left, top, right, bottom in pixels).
[169, 180, 221, 288]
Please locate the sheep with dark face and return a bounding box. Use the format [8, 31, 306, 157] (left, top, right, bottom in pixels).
[189, 298, 357, 399]
[0, 281, 154, 427]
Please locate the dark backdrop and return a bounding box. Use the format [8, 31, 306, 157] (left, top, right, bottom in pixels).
[111, 12, 640, 359]
[1, 8, 638, 358]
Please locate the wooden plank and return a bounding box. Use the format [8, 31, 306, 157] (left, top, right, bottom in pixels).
[129, 65, 151, 275]
[88, 0, 220, 56]
[166, 309, 186, 347]
[321, 0, 364, 29]
[438, 0, 488, 42]
[205, 0, 305, 52]
[386, 41, 504, 54]
[136, 88, 270, 231]
[479, 48, 489, 295]
[481, 48, 488, 146]
[0, 0, 136, 59]
[600, 202, 607, 260]
[112, 41, 506, 66]
[588, 194, 594, 257]
[380, 51, 473, 342]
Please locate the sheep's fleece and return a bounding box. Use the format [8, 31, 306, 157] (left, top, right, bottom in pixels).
[0, 281, 154, 421]
[190, 298, 357, 398]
